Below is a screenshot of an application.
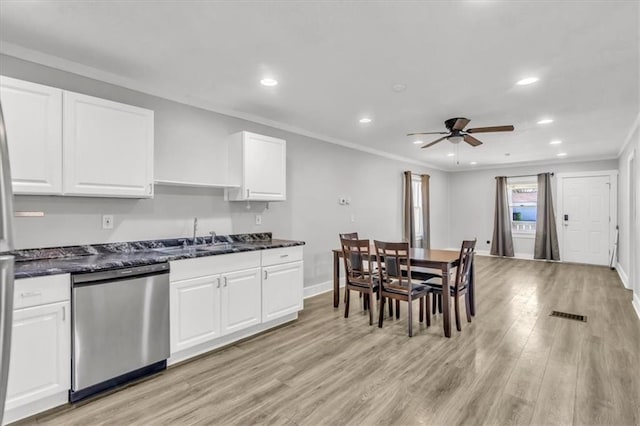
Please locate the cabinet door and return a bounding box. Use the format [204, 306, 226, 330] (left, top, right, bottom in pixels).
[244, 133, 286, 200]
[6, 301, 70, 411]
[0, 76, 63, 194]
[170, 275, 221, 354]
[221, 267, 261, 335]
[62, 91, 154, 198]
[262, 261, 303, 322]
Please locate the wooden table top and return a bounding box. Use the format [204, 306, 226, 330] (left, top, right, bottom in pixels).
[333, 246, 460, 265]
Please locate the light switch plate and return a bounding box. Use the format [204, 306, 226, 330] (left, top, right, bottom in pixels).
[255, 214, 262, 225]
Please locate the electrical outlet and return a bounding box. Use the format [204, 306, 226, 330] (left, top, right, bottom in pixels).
[255, 214, 262, 225]
[102, 215, 114, 230]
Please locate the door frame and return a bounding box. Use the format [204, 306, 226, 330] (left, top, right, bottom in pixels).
[556, 170, 618, 264]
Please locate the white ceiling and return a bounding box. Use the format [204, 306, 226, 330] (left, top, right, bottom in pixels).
[0, 1, 638, 171]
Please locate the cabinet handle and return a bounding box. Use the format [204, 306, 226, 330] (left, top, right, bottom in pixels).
[280, 254, 289, 258]
[148, 183, 153, 194]
[62, 306, 66, 321]
[246, 189, 251, 198]
[217, 277, 221, 288]
[223, 276, 228, 287]
[264, 270, 268, 280]
[20, 291, 42, 298]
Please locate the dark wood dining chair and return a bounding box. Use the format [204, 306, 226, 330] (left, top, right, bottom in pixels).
[423, 240, 476, 332]
[374, 240, 428, 337]
[340, 237, 379, 325]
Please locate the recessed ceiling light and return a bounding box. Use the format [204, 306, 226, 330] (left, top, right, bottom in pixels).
[260, 78, 278, 87]
[557, 152, 567, 157]
[392, 83, 407, 92]
[413, 140, 423, 145]
[470, 161, 478, 165]
[516, 77, 539, 86]
[359, 117, 372, 124]
[537, 118, 554, 125]
[550, 140, 562, 145]
[447, 152, 455, 157]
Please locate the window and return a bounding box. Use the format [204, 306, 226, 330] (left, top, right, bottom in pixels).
[412, 176, 423, 246]
[508, 179, 537, 234]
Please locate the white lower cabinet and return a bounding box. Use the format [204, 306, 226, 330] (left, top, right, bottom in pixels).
[168, 247, 303, 364]
[4, 275, 70, 425]
[221, 268, 261, 335]
[262, 261, 303, 322]
[170, 275, 222, 354]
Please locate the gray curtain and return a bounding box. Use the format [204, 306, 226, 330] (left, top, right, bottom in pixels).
[490, 176, 514, 256]
[421, 174, 431, 249]
[403, 171, 415, 246]
[534, 173, 560, 260]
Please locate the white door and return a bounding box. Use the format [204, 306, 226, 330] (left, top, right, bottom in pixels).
[561, 175, 611, 265]
[244, 132, 286, 200]
[221, 268, 261, 335]
[0, 76, 63, 194]
[170, 275, 221, 354]
[6, 301, 70, 411]
[262, 261, 303, 322]
[62, 91, 154, 198]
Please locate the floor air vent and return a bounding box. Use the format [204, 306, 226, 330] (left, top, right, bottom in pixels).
[550, 311, 587, 322]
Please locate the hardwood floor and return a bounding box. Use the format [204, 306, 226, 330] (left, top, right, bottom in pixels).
[19, 256, 640, 425]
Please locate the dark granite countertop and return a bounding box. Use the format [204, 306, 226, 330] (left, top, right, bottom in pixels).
[4, 233, 305, 279]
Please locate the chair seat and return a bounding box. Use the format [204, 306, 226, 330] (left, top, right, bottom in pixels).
[383, 282, 429, 297]
[348, 280, 380, 291]
[423, 282, 466, 295]
[405, 269, 442, 281]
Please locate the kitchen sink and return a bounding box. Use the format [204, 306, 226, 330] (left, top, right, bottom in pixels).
[153, 243, 233, 255]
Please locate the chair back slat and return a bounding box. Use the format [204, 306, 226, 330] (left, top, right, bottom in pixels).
[455, 239, 476, 292]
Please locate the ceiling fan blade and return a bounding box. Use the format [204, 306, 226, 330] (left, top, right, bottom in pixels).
[452, 118, 470, 131]
[407, 131, 449, 136]
[466, 125, 514, 133]
[421, 136, 448, 149]
[463, 134, 483, 147]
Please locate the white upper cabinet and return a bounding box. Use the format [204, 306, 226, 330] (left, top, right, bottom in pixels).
[226, 131, 286, 201]
[0, 76, 63, 195]
[0, 76, 154, 198]
[63, 91, 154, 198]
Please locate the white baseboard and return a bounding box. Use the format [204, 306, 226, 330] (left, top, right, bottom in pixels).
[303, 279, 343, 299]
[473, 249, 533, 260]
[633, 293, 640, 321]
[616, 263, 631, 289]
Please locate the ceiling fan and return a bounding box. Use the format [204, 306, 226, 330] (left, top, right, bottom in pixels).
[407, 117, 514, 149]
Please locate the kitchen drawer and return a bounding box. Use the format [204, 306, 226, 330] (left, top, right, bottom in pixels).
[14, 274, 70, 309]
[170, 251, 261, 282]
[261, 246, 303, 267]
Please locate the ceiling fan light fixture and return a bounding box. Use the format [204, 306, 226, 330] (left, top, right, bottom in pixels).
[448, 135, 463, 144]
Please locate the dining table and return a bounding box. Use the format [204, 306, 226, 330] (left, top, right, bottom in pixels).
[332, 247, 475, 338]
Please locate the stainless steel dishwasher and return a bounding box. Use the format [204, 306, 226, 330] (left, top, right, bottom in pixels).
[70, 263, 170, 402]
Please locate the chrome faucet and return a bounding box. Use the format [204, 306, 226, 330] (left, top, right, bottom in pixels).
[209, 231, 217, 245]
[192, 217, 198, 245]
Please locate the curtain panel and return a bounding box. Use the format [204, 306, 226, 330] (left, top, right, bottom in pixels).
[534, 173, 560, 260]
[490, 176, 515, 257]
[403, 171, 431, 248]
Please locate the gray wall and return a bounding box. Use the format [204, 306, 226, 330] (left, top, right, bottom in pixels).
[448, 159, 619, 256]
[617, 118, 639, 301]
[0, 54, 449, 289]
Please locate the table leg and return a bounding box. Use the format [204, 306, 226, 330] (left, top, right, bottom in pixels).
[333, 251, 340, 308]
[441, 264, 451, 337]
[469, 259, 476, 316]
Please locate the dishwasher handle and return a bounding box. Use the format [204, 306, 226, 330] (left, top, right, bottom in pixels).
[72, 263, 170, 286]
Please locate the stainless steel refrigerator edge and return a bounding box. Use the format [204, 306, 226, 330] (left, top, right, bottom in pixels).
[0, 102, 15, 424]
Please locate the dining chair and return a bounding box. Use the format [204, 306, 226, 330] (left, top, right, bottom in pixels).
[423, 240, 476, 332]
[340, 237, 379, 325]
[374, 240, 429, 337]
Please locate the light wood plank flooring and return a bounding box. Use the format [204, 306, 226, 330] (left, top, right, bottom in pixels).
[19, 257, 640, 425]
